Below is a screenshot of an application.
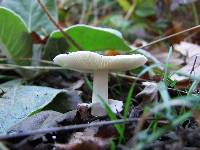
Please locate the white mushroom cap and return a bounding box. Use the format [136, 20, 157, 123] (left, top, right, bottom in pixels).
[53, 51, 147, 72]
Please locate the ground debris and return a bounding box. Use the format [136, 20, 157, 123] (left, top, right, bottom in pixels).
[55, 125, 110, 150]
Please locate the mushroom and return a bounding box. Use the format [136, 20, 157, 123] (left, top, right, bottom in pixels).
[53, 51, 147, 116]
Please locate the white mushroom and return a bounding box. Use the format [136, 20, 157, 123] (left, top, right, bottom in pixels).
[53, 51, 147, 116]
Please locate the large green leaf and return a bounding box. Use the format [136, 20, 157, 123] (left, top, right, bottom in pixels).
[0, 7, 33, 78]
[2, 0, 58, 35]
[0, 7, 32, 65]
[44, 24, 131, 59]
[0, 80, 81, 135]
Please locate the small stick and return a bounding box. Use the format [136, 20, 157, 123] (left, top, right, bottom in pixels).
[0, 118, 139, 140]
[190, 56, 198, 75]
[110, 72, 149, 82]
[0, 117, 168, 141]
[37, 0, 82, 50]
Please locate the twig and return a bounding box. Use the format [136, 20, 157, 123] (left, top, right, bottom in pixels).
[0, 58, 53, 65]
[128, 24, 200, 53]
[0, 64, 64, 70]
[37, 0, 82, 50]
[0, 117, 169, 141]
[110, 73, 149, 82]
[0, 118, 139, 140]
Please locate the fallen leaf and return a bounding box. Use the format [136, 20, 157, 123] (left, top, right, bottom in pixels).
[7, 110, 77, 134]
[0, 80, 82, 135]
[31, 32, 48, 44]
[135, 82, 159, 105]
[145, 46, 184, 66]
[171, 55, 200, 81]
[56, 126, 110, 150]
[164, 22, 184, 44]
[174, 41, 200, 58]
[153, 51, 184, 66]
[170, 0, 197, 10]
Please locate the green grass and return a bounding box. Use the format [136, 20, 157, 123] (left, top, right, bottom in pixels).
[134, 46, 200, 149]
[188, 80, 199, 96]
[123, 82, 135, 118]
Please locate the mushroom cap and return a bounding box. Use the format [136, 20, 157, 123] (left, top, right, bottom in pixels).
[53, 51, 147, 72]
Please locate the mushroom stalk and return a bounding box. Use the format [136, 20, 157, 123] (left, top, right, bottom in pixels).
[91, 70, 108, 116]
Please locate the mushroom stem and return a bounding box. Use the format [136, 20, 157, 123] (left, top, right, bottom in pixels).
[91, 70, 108, 116]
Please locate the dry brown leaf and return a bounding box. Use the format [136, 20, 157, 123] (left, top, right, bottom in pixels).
[174, 41, 200, 58]
[164, 21, 184, 44]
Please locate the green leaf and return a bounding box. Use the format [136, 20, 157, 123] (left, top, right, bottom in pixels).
[135, 0, 156, 17]
[0, 81, 79, 135]
[2, 0, 58, 35]
[44, 24, 131, 59]
[116, 0, 131, 12]
[0, 7, 33, 77]
[0, 7, 32, 63]
[0, 7, 32, 75]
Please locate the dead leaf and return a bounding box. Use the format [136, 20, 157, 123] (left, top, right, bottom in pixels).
[148, 46, 184, 66]
[170, 0, 197, 10]
[154, 51, 184, 66]
[31, 32, 48, 44]
[174, 41, 200, 58]
[164, 22, 184, 44]
[171, 55, 200, 81]
[56, 126, 110, 150]
[7, 110, 77, 134]
[135, 82, 159, 105]
[77, 103, 92, 121]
